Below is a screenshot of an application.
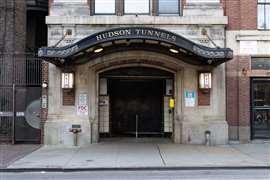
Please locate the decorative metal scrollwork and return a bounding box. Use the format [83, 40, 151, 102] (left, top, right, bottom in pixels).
[254, 110, 270, 126]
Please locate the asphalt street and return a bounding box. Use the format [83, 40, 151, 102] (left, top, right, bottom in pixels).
[0, 169, 269, 180]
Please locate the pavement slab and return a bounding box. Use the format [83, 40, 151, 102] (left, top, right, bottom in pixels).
[6, 139, 270, 169]
[158, 144, 267, 167]
[0, 144, 40, 168]
[229, 143, 270, 165]
[8, 146, 79, 168]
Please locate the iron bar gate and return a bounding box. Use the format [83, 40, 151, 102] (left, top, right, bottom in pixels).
[0, 53, 42, 144]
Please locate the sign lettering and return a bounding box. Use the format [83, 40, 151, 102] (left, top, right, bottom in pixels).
[96, 28, 177, 42]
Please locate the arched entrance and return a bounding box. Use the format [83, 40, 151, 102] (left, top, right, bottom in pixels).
[38, 27, 233, 145]
[98, 67, 174, 138]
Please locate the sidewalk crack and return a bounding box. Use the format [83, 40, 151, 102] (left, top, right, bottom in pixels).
[156, 144, 166, 166]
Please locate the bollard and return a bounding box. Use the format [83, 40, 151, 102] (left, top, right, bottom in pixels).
[205, 130, 211, 146]
[135, 114, 138, 139]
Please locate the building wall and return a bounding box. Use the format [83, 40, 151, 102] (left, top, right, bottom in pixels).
[0, 0, 26, 53]
[225, 0, 270, 142]
[224, 0, 257, 30]
[0, 0, 48, 143]
[44, 1, 230, 146]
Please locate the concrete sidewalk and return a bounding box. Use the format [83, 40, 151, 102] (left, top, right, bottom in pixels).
[0, 144, 40, 168]
[6, 138, 270, 169]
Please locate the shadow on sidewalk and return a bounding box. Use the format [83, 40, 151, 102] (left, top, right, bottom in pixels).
[0, 144, 41, 168]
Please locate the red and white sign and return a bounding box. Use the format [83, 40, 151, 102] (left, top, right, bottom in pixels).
[77, 93, 88, 116]
[77, 105, 88, 116]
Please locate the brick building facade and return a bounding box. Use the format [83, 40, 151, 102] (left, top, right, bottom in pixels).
[224, 0, 270, 141]
[36, 0, 270, 146]
[1, 0, 268, 144]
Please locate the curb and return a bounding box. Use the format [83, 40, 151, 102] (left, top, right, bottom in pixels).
[1, 166, 270, 172]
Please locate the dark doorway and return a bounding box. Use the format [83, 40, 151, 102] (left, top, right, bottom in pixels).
[109, 79, 164, 137]
[251, 78, 270, 139]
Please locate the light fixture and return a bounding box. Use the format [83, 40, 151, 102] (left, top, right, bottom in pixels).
[242, 68, 248, 76]
[199, 72, 212, 90]
[93, 47, 103, 53]
[169, 48, 179, 54]
[42, 82, 48, 88]
[62, 72, 74, 89]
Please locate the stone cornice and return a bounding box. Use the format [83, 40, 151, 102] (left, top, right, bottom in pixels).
[46, 15, 228, 25]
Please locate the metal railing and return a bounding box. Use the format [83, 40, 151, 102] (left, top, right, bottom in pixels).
[0, 53, 42, 86]
[0, 53, 42, 143]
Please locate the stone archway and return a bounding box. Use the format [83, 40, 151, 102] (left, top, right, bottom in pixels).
[81, 50, 198, 143]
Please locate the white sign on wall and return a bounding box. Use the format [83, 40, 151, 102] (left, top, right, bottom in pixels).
[42, 95, 47, 109]
[240, 41, 258, 55]
[184, 90, 196, 107]
[77, 93, 88, 116]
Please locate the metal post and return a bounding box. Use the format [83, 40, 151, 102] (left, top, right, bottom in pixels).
[135, 114, 138, 139]
[74, 133, 78, 146]
[90, 121, 93, 144]
[12, 83, 15, 144]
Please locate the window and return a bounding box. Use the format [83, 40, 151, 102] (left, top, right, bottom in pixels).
[258, 0, 270, 30]
[252, 57, 270, 70]
[54, 0, 87, 2]
[95, 0, 116, 14]
[186, 0, 219, 4]
[92, 0, 183, 16]
[124, 0, 150, 14]
[159, 0, 179, 15]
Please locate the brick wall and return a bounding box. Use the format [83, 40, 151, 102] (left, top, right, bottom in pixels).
[0, 0, 26, 53]
[226, 56, 239, 127]
[226, 56, 251, 141]
[224, 0, 257, 30]
[238, 56, 250, 127]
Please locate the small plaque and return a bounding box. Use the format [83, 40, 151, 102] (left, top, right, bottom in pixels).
[72, 124, 81, 129]
[185, 90, 196, 107]
[42, 95, 47, 109]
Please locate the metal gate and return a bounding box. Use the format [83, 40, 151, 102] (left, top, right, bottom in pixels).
[0, 53, 42, 143]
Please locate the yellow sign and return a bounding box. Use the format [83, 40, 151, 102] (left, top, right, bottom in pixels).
[169, 98, 175, 108]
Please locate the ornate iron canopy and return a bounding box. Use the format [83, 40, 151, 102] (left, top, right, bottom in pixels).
[38, 27, 233, 66]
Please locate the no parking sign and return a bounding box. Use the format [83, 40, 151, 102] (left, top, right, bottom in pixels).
[77, 93, 88, 116]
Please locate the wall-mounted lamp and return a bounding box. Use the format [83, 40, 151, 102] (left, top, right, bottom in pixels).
[242, 68, 248, 76]
[199, 72, 212, 90]
[93, 46, 104, 53]
[42, 82, 48, 88]
[169, 48, 179, 54]
[62, 72, 74, 89]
